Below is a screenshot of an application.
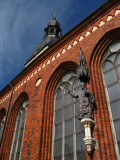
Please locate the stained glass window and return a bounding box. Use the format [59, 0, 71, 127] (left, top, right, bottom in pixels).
[101, 41, 120, 156]
[52, 71, 86, 160]
[9, 99, 28, 160]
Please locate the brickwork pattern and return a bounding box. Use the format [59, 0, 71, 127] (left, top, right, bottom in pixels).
[0, 1, 120, 160]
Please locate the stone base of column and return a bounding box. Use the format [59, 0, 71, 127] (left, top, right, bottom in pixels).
[81, 118, 96, 154]
[83, 137, 96, 154]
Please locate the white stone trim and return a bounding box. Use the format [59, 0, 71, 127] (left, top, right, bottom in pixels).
[107, 15, 113, 21]
[1, 8, 120, 104]
[73, 40, 78, 46]
[38, 67, 41, 71]
[85, 31, 91, 37]
[92, 26, 98, 32]
[79, 36, 84, 41]
[52, 56, 55, 61]
[42, 63, 45, 68]
[47, 60, 51, 65]
[56, 53, 60, 57]
[62, 48, 66, 54]
[67, 44, 72, 50]
[99, 21, 105, 27]
[115, 10, 120, 16]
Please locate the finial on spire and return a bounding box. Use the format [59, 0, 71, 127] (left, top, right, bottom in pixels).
[53, 9, 56, 18]
[77, 47, 90, 83]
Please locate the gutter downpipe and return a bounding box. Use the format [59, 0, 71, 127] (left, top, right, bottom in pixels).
[0, 83, 13, 148]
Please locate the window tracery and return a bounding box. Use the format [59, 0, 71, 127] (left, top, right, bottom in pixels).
[9, 98, 28, 160]
[101, 41, 120, 156]
[52, 71, 86, 160]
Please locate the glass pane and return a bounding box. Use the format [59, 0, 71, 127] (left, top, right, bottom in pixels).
[22, 108, 26, 118]
[21, 111, 26, 128]
[17, 112, 21, 121]
[11, 142, 16, 154]
[107, 83, 120, 101]
[55, 124, 62, 139]
[111, 41, 120, 52]
[14, 130, 19, 143]
[69, 76, 76, 84]
[64, 83, 72, 93]
[75, 117, 84, 133]
[16, 140, 22, 152]
[16, 153, 20, 160]
[54, 139, 62, 156]
[64, 93, 72, 106]
[74, 87, 81, 95]
[54, 157, 62, 160]
[76, 133, 85, 151]
[116, 53, 120, 65]
[104, 69, 117, 85]
[107, 54, 116, 63]
[64, 154, 73, 160]
[111, 100, 120, 120]
[114, 120, 120, 141]
[15, 119, 21, 132]
[10, 154, 14, 160]
[77, 151, 86, 160]
[63, 72, 72, 81]
[55, 109, 62, 124]
[74, 79, 80, 88]
[56, 97, 63, 110]
[75, 101, 80, 116]
[117, 65, 120, 77]
[56, 88, 63, 98]
[64, 105, 73, 120]
[65, 136, 73, 154]
[65, 119, 73, 136]
[23, 100, 28, 107]
[103, 61, 113, 72]
[118, 142, 120, 154]
[60, 82, 66, 89]
[104, 50, 110, 59]
[19, 128, 24, 140]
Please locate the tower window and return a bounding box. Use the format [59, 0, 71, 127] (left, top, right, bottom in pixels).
[50, 28, 54, 34]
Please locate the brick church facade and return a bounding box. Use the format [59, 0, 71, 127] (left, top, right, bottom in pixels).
[0, 0, 120, 159]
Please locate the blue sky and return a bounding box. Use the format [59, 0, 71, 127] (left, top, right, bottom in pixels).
[0, 0, 106, 91]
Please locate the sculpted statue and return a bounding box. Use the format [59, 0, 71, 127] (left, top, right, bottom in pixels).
[68, 48, 95, 120]
[68, 82, 94, 120]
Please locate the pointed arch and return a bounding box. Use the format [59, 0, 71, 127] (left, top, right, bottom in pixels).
[39, 61, 78, 159]
[0, 92, 29, 160]
[90, 27, 120, 160]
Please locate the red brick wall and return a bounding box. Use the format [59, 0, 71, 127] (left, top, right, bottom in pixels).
[0, 1, 120, 160]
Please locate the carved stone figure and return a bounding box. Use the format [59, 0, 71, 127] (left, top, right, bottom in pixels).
[68, 48, 95, 120]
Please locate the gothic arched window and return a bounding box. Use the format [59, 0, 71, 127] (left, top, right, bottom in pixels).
[52, 71, 86, 160]
[9, 98, 28, 160]
[101, 41, 120, 156]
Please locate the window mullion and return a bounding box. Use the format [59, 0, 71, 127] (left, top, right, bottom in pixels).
[72, 85, 77, 160]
